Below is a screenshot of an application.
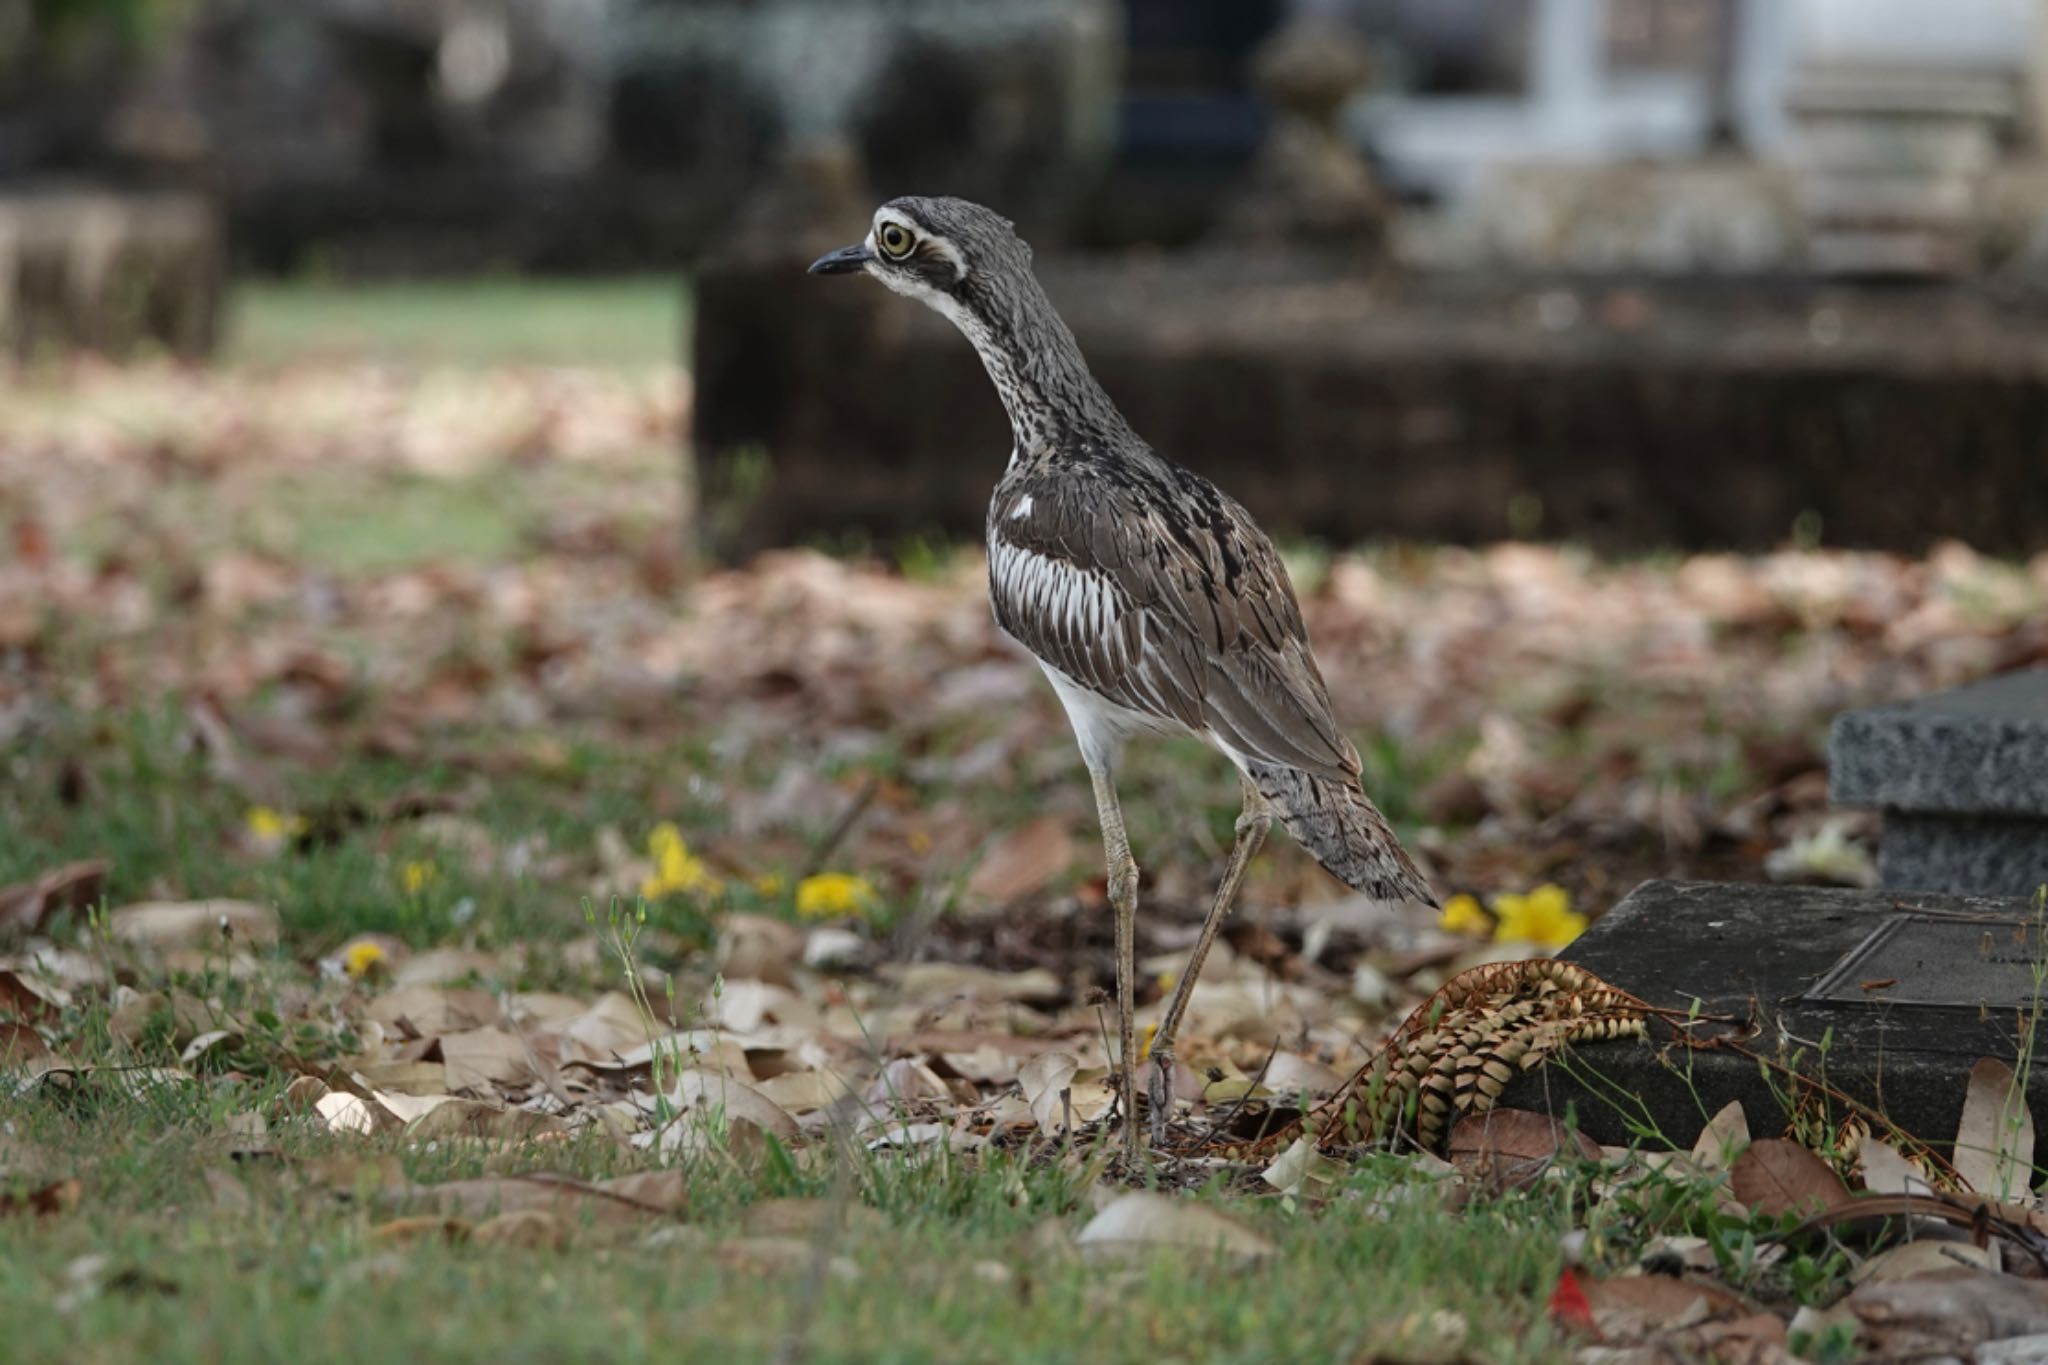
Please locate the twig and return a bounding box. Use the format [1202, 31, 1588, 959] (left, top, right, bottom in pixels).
[800, 775, 882, 880]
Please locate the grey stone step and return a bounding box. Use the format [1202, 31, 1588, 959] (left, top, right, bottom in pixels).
[1831, 669, 2048, 897]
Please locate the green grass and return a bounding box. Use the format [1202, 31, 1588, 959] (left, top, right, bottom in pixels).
[0, 1067, 1586, 1365]
[227, 277, 687, 370]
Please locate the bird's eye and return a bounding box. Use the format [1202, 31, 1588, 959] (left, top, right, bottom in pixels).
[877, 223, 915, 260]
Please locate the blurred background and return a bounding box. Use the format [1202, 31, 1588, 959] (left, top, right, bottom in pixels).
[3, 0, 2048, 960]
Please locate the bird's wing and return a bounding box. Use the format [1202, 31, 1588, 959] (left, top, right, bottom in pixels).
[988, 463, 1360, 783]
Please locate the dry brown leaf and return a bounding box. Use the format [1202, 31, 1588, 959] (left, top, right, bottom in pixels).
[472, 1209, 566, 1249]
[964, 818, 1074, 903]
[1954, 1057, 2036, 1201]
[1019, 1050, 1080, 1133]
[1857, 1134, 1933, 1197]
[0, 1177, 80, 1217]
[436, 1027, 538, 1092]
[1577, 1273, 1751, 1343]
[754, 1070, 854, 1114]
[1445, 1109, 1600, 1189]
[1691, 1099, 1750, 1172]
[1846, 1267, 2048, 1358]
[202, 1168, 253, 1214]
[1074, 1192, 1275, 1265]
[372, 1216, 471, 1245]
[354, 1061, 450, 1096]
[392, 948, 503, 988]
[1852, 1238, 2000, 1285]
[1262, 1137, 1341, 1203]
[667, 1069, 800, 1142]
[742, 1197, 889, 1239]
[108, 900, 278, 949]
[1728, 1138, 1852, 1219]
[716, 1236, 859, 1282]
[883, 962, 1062, 1005]
[0, 860, 107, 935]
[0, 1020, 50, 1067]
[0, 970, 67, 1024]
[314, 1091, 380, 1136]
[387, 1170, 686, 1223]
[366, 986, 500, 1037]
[403, 1100, 567, 1142]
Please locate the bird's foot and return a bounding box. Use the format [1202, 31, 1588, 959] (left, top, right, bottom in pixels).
[1147, 1048, 1175, 1148]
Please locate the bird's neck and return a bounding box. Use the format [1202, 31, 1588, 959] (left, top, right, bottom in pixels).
[941, 275, 1130, 456]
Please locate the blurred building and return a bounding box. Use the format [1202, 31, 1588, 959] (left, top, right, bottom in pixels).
[2, 0, 2048, 275]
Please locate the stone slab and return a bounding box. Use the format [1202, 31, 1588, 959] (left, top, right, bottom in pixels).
[1830, 669, 2048, 816]
[1497, 879, 2048, 1163]
[1879, 813, 2048, 900]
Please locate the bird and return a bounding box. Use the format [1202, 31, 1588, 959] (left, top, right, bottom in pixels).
[810, 196, 1437, 1156]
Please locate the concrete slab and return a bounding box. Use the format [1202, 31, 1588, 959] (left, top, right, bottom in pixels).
[1499, 879, 2048, 1163]
[1831, 669, 2048, 895]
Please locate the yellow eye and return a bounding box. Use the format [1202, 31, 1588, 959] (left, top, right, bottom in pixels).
[877, 223, 915, 259]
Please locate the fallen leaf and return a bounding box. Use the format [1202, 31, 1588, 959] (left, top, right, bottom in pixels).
[1691, 1099, 1750, 1172]
[1728, 1138, 1852, 1219]
[366, 986, 500, 1037]
[314, 1091, 380, 1136]
[741, 1197, 889, 1239]
[436, 1027, 538, 1092]
[472, 1209, 566, 1249]
[0, 970, 65, 1023]
[965, 818, 1074, 903]
[1846, 1267, 2048, 1357]
[666, 1069, 800, 1142]
[1019, 1050, 1080, 1133]
[108, 900, 278, 949]
[386, 1170, 686, 1223]
[0, 1177, 80, 1217]
[1857, 1134, 1933, 1196]
[0, 1020, 49, 1067]
[1261, 1137, 1340, 1203]
[402, 1099, 566, 1142]
[716, 1236, 859, 1282]
[1074, 1192, 1274, 1265]
[1445, 1109, 1600, 1189]
[372, 1216, 470, 1245]
[1576, 1273, 1750, 1343]
[0, 860, 108, 934]
[1954, 1057, 2035, 1201]
[1853, 1238, 2000, 1284]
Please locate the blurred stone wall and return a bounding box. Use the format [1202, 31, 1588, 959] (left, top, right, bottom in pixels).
[23, 0, 1120, 274]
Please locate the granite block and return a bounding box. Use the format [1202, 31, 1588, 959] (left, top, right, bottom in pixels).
[1497, 879, 2048, 1163]
[1830, 669, 2048, 815]
[1881, 813, 2048, 899]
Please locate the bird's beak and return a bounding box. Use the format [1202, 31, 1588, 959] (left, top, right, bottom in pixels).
[807, 243, 874, 276]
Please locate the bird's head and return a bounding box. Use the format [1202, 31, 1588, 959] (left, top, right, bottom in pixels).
[807, 196, 1033, 318]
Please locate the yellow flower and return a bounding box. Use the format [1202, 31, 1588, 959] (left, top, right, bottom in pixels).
[398, 861, 437, 895]
[641, 823, 721, 900]
[1491, 884, 1587, 949]
[1437, 893, 1492, 937]
[794, 872, 877, 920]
[343, 940, 389, 978]
[1138, 1021, 1159, 1062]
[751, 872, 787, 898]
[245, 807, 307, 841]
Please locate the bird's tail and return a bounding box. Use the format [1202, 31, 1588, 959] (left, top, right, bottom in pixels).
[1245, 761, 1438, 907]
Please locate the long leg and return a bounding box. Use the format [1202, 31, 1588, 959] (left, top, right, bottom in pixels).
[1088, 763, 1142, 1159]
[1148, 769, 1271, 1145]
